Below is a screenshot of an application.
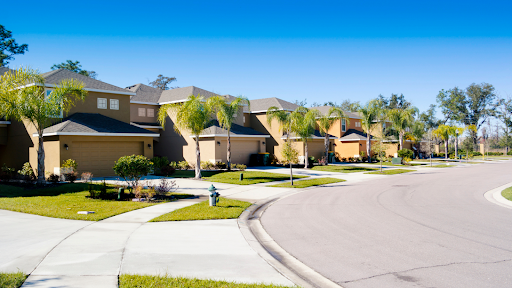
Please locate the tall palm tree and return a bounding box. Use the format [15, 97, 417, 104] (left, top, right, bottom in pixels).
[210, 95, 250, 170]
[358, 99, 383, 163]
[387, 106, 418, 150]
[291, 107, 320, 169]
[407, 120, 426, 158]
[317, 107, 348, 163]
[0, 67, 87, 183]
[267, 106, 295, 183]
[158, 95, 215, 179]
[433, 124, 451, 159]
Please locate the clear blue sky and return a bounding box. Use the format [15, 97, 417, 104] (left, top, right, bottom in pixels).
[4, 0, 512, 115]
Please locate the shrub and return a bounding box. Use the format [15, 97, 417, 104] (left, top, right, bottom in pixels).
[64, 172, 78, 183]
[215, 161, 226, 169]
[61, 159, 78, 171]
[318, 156, 328, 166]
[88, 183, 98, 198]
[473, 151, 482, 156]
[152, 156, 170, 175]
[200, 161, 215, 170]
[154, 178, 178, 195]
[233, 163, 247, 171]
[397, 148, 414, 160]
[160, 165, 175, 176]
[1, 163, 16, 181]
[178, 161, 190, 170]
[113, 155, 153, 188]
[18, 162, 35, 181]
[402, 157, 412, 164]
[47, 173, 60, 183]
[99, 179, 108, 199]
[170, 161, 178, 169]
[341, 157, 347, 162]
[508, 151, 512, 156]
[81, 172, 93, 182]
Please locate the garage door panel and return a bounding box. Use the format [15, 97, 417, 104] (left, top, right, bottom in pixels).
[231, 140, 259, 165]
[72, 141, 143, 177]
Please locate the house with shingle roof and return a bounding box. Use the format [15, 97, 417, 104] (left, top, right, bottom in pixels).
[127, 84, 268, 165]
[0, 68, 158, 177]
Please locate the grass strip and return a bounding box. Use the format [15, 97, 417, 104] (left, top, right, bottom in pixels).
[427, 164, 454, 168]
[119, 274, 295, 288]
[365, 169, 415, 175]
[0, 183, 154, 221]
[151, 197, 252, 221]
[502, 187, 512, 201]
[172, 170, 223, 178]
[268, 177, 345, 188]
[204, 171, 307, 185]
[0, 271, 27, 288]
[311, 165, 377, 173]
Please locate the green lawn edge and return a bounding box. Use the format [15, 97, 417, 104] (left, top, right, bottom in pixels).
[0, 272, 27, 288]
[311, 165, 377, 173]
[501, 187, 512, 201]
[364, 169, 415, 175]
[268, 177, 345, 188]
[150, 197, 252, 221]
[204, 171, 308, 185]
[119, 274, 296, 288]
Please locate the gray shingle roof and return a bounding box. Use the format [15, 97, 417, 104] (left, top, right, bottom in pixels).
[282, 130, 336, 139]
[41, 69, 130, 93]
[0, 67, 12, 75]
[311, 106, 361, 119]
[159, 86, 230, 103]
[41, 113, 158, 135]
[247, 97, 299, 113]
[338, 129, 371, 141]
[126, 83, 163, 103]
[200, 120, 268, 137]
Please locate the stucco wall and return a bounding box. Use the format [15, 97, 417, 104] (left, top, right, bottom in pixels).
[130, 103, 159, 123]
[67, 91, 131, 123]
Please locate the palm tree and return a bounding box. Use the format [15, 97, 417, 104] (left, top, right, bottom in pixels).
[158, 95, 215, 179]
[267, 106, 295, 184]
[210, 96, 250, 170]
[358, 99, 382, 163]
[0, 67, 87, 183]
[407, 120, 426, 158]
[317, 107, 348, 163]
[433, 124, 451, 159]
[291, 107, 320, 169]
[387, 106, 418, 151]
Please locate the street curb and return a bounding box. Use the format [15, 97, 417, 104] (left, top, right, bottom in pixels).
[238, 188, 343, 288]
[483, 181, 512, 209]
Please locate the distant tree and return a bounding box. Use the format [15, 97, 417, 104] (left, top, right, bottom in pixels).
[437, 83, 497, 145]
[210, 96, 250, 170]
[317, 107, 348, 163]
[316, 100, 360, 112]
[419, 104, 441, 130]
[149, 74, 177, 90]
[496, 97, 512, 154]
[293, 99, 307, 107]
[358, 99, 383, 163]
[290, 107, 320, 169]
[0, 67, 87, 183]
[51, 60, 98, 79]
[378, 93, 411, 110]
[0, 25, 28, 67]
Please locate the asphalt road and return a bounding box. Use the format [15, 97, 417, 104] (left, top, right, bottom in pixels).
[261, 161, 512, 288]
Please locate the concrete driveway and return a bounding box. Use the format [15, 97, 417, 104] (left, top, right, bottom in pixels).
[261, 161, 512, 288]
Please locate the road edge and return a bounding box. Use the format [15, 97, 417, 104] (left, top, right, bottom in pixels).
[238, 188, 343, 288]
[483, 181, 512, 209]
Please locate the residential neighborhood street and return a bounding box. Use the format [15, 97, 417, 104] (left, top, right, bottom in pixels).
[262, 161, 512, 287]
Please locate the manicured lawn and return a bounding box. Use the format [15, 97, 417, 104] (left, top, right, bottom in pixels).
[365, 169, 415, 175]
[204, 171, 307, 185]
[311, 165, 377, 173]
[119, 275, 295, 288]
[172, 170, 223, 178]
[369, 162, 426, 167]
[268, 177, 345, 188]
[0, 271, 26, 288]
[502, 187, 512, 201]
[0, 183, 157, 221]
[151, 197, 252, 221]
[427, 164, 454, 168]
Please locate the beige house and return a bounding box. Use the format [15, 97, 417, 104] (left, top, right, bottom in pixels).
[127, 84, 268, 165]
[0, 68, 158, 177]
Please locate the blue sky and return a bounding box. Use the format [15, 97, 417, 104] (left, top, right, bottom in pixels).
[4, 0, 512, 116]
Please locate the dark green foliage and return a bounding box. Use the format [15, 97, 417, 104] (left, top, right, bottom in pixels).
[398, 148, 414, 159]
[18, 162, 35, 181]
[0, 25, 28, 67]
[149, 74, 177, 90]
[51, 60, 97, 79]
[1, 163, 16, 181]
[64, 172, 78, 183]
[151, 156, 170, 175]
[47, 173, 60, 183]
[113, 155, 153, 187]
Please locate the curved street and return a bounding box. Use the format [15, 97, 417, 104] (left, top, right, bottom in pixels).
[261, 161, 512, 288]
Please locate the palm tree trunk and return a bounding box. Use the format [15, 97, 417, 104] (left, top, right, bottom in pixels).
[455, 135, 459, 159]
[367, 137, 371, 163]
[304, 140, 309, 169]
[445, 139, 448, 159]
[399, 132, 403, 151]
[37, 132, 45, 184]
[324, 134, 329, 164]
[227, 130, 231, 171]
[194, 137, 201, 179]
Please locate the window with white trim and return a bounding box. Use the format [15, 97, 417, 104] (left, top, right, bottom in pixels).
[138, 108, 146, 117]
[355, 121, 361, 128]
[110, 99, 119, 110]
[147, 108, 154, 117]
[97, 98, 107, 109]
[341, 119, 346, 132]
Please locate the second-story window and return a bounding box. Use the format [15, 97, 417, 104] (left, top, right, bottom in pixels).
[355, 121, 361, 128]
[110, 99, 119, 110]
[342, 119, 346, 132]
[97, 98, 107, 109]
[138, 108, 146, 117]
[147, 108, 154, 117]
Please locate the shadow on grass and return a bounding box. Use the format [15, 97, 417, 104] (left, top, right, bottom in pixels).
[0, 183, 94, 198]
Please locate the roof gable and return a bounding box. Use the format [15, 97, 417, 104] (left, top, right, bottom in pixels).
[41, 69, 131, 94]
[126, 83, 163, 104]
[158, 86, 224, 103]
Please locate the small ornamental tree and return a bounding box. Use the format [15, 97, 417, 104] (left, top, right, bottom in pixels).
[281, 142, 299, 185]
[113, 155, 153, 188]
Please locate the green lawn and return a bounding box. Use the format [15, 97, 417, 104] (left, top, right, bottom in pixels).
[311, 165, 377, 173]
[502, 187, 512, 201]
[172, 170, 223, 178]
[0, 272, 26, 288]
[268, 177, 345, 188]
[204, 171, 307, 185]
[427, 164, 454, 168]
[0, 183, 157, 221]
[369, 162, 426, 167]
[365, 169, 415, 175]
[119, 275, 295, 288]
[151, 197, 252, 221]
